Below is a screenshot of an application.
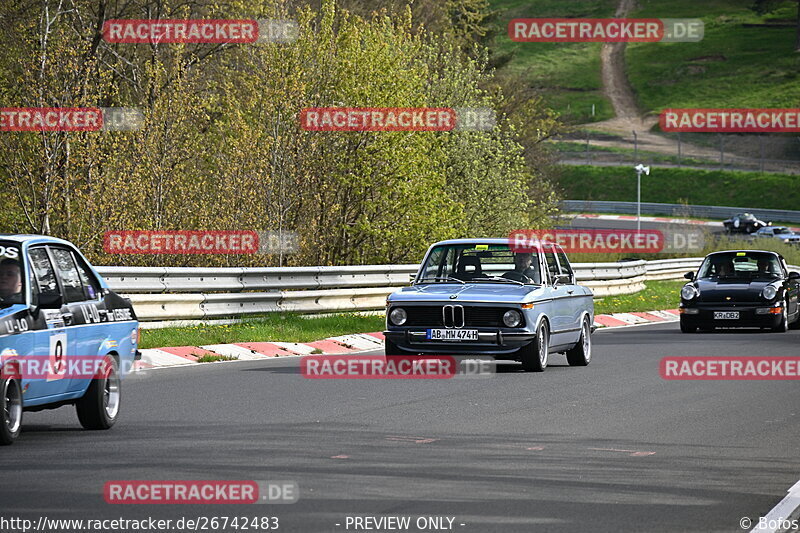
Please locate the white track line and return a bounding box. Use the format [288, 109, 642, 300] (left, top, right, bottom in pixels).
[751, 479, 800, 532]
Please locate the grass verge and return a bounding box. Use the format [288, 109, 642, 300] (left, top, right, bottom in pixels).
[593, 280, 684, 315]
[556, 165, 800, 211]
[140, 284, 689, 350]
[140, 313, 385, 350]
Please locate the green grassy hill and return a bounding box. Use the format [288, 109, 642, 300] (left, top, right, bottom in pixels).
[490, 0, 800, 124]
[558, 165, 800, 210]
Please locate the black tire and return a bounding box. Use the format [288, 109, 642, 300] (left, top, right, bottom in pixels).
[76, 356, 120, 430]
[384, 338, 403, 356]
[680, 320, 697, 333]
[1, 378, 22, 445]
[772, 300, 789, 333]
[520, 320, 549, 372]
[566, 317, 592, 367]
[789, 312, 800, 330]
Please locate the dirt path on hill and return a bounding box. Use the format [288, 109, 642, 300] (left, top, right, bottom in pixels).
[582, 0, 729, 162]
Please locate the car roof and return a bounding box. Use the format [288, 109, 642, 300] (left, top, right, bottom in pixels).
[0, 234, 74, 247]
[430, 238, 563, 251]
[706, 250, 779, 257]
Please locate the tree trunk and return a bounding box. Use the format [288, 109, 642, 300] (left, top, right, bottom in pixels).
[796, 0, 800, 51]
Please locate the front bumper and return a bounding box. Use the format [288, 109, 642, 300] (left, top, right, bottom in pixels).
[383, 328, 537, 355]
[679, 303, 783, 328]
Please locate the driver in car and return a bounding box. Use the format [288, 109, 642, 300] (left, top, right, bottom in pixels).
[503, 252, 540, 283]
[757, 257, 776, 277]
[0, 258, 23, 304]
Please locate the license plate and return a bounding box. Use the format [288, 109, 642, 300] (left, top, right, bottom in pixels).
[714, 311, 739, 320]
[426, 329, 479, 341]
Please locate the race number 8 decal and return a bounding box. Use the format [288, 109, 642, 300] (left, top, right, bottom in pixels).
[48, 332, 67, 381]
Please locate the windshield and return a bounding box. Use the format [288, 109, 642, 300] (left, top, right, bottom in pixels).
[697, 251, 783, 280]
[0, 241, 24, 308]
[773, 227, 790, 234]
[418, 243, 542, 284]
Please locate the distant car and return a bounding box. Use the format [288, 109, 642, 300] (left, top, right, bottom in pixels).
[723, 213, 769, 234]
[384, 239, 594, 372]
[753, 226, 800, 246]
[679, 250, 800, 333]
[0, 235, 140, 445]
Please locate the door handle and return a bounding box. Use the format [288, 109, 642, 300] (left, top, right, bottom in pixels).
[567, 289, 574, 294]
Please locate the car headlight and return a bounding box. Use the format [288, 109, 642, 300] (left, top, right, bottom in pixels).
[502, 309, 523, 328]
[389, 307, 407, 326]
[762, 285, 777, 301]
[681, 285, 698, 300]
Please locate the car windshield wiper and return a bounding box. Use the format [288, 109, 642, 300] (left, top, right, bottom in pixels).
[423, 276, 465, 284]
[473, 276, 528, 286]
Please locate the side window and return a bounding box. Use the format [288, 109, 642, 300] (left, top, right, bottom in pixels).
[73, 253, 101, 300]
[543, 246, 559, 284]
[50, 248, 85, 303]
[28, 248, 60, 304]
[556, 249, 574, 282]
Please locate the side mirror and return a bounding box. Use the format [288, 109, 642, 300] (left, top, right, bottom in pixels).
[789, 271, 800, 281]
[684, 272, 695, 281]
[37, 292, 63, 309]
[553, 274, 571, 287]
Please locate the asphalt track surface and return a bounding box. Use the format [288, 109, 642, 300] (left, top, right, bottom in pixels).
[558, 216, 729, 236]
[2, 323, 799, 533]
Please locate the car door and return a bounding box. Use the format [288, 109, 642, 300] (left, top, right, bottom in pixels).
[26, 247, 74, 399]
[781, 258, 799, 319]
[65, 247, 110, 392]
[48, 246, 107, 393]
[554, 246, 584, 341]
[542, 244, 571, 347]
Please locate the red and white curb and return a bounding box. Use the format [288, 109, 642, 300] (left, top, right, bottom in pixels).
[136, 333, 386, 370]
[593, 309, 679, 328]
[135, 312, 679, 371]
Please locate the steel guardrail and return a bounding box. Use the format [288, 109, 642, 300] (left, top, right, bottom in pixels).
[96, 259, 708, 321]
[561, 200, 800, 224]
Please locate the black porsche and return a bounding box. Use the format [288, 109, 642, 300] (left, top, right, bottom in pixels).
[679, 250, 800, 332]
[722, 213, 770, 234]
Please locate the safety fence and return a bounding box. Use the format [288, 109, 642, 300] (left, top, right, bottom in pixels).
[96, 258, 706, 322]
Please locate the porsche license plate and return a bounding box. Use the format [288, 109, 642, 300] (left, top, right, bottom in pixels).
[426, 329, 479, 341]
[714, 311, 739, 320]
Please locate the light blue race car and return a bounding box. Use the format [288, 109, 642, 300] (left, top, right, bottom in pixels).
[384, 239, 594, 372]
[0, 235, 139, 445]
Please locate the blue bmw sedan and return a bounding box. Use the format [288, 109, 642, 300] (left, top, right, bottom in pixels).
[384, 239, 594, 372]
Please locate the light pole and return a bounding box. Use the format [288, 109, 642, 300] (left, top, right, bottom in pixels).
[634, 164, 650, 232]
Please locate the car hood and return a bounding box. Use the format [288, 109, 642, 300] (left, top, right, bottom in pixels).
[694, 279, 776, 302]
[389, 283, 543, 304]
